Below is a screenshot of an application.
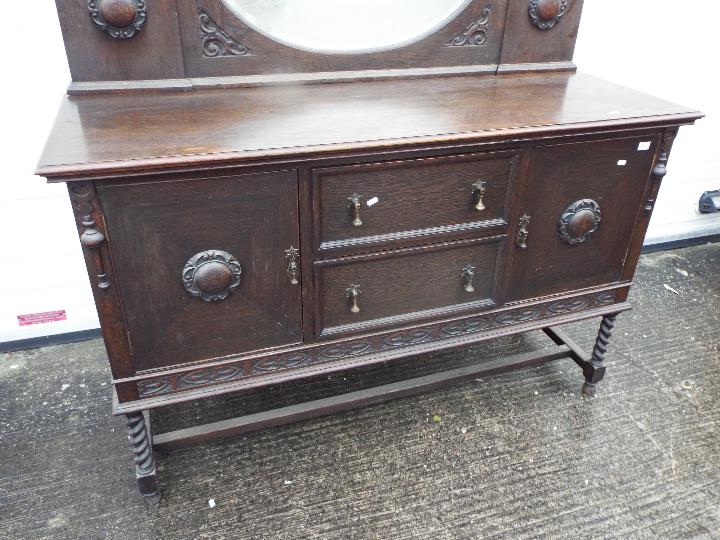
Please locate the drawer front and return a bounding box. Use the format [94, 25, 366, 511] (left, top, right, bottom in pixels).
[98, 171, 302, 371]
[313, 151, 518, 254]
[507, 135, 659, 302]
[315, 236, 504, 337]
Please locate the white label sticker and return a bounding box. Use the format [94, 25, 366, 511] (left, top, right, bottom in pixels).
[617, 159, 627, 166]
[367, 196, 379, 207]
[638, 141, 652, 151]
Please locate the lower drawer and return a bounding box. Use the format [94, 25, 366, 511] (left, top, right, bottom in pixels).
[314, 236, 504, 338]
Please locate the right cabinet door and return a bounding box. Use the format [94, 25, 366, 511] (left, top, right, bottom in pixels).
[507, 135, 659, 302]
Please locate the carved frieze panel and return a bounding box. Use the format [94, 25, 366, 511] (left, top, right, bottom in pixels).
[137, 289, 620, 398]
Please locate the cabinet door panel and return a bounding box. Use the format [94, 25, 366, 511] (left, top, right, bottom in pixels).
[508, 136, 658, 301]
[98, 172, 302, 371]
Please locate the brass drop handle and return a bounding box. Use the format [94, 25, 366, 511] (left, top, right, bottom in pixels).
[347, 193, 364, 227]
[472, 180, 487, 212]
[462, 265, 476, 293]
[516, 214, 531, 249]
[346, 284, 362, 314]
[285, 247, 300, 285]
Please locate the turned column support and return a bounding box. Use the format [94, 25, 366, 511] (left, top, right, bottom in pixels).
[126, 411, 161, 505]
[581, 314, 618, 396]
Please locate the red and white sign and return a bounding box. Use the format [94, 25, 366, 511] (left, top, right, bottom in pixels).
[17, 310, 67, 326]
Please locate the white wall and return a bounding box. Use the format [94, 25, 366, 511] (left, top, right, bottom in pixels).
[0, 6, 100, 344]
[574, 0, 720, 244]
[0, 1, 717, 344]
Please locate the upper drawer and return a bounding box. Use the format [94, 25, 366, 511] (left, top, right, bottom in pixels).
[312, 151, 518, 255]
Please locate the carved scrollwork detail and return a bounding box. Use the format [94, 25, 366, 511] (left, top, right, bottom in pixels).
[137, 378, 172, 397]
[251, 353, 313, 374]
[382, 329, 434, 348]
[198, 8, 253, 57]
[529, 0, 567, 30]
[441, 316, 490, 336]
[319, 340, 374, 360]
[135, 289, 622, 399]
[182, 250, 242, 302]
[88, 0, 147, 39]
[494, 308, 541, 326]
[559, 199, 602, 245]
[445, 2, 492, 47]
[595, 292, 616, 306]
[547, 297, 588, 315]
[177, 365, 244, 388]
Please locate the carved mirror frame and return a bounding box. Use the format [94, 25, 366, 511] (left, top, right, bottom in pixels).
[177, 0, 508, 82]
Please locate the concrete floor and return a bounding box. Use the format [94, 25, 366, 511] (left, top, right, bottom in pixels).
[1, 243, 719, 539]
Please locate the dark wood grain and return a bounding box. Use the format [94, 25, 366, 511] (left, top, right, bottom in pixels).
[616, 127, 679, 302]
[115, 292, 631, 414]
[500, 0, 584, 67]
[66, 182, 138, 402]
[315, 236, 504, 338]
[50, 0, 585, 89]
[39, 0, 703, 505]
[177, 0, 507, 79]
[36, 73, 702, 179]
[313, 151, 517, 254]
[506, 134, 660, 301]
[96, 171, 303, 371]
[54, 0, 184, 82]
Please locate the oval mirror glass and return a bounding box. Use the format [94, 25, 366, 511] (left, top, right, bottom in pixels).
[219, 0, 472, 54]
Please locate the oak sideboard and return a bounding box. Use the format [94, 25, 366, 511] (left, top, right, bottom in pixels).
[37, 0, 702, 504]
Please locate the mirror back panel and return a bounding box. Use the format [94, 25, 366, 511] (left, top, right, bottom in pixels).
[54, 0, 584, 89]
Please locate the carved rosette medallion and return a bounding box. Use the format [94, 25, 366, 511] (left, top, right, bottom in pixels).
[88, 0, 147, 39]
[182, 250, 242, 302]
[198, 8, 253, 57]
[445, 2, 492, 47]
[528, 0, 567, 30]
[559, 199, 602, 245]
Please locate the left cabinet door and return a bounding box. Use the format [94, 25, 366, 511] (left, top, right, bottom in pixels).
[97, 171, 302, 372]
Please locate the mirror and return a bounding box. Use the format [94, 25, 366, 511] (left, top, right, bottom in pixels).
[219, 0, 473, 54]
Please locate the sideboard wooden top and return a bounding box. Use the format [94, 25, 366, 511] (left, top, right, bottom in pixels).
[37, 72, 701, 179]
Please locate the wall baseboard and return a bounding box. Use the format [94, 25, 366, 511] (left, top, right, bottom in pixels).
[641, 234, 720, 254]
[1, 329, 102, 354]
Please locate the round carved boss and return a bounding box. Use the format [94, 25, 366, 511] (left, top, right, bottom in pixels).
[558, 199, 602, 245]
[529, 0, 567, 30]
[182, 250, 242, 302]
[88, 0, 147, 39]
